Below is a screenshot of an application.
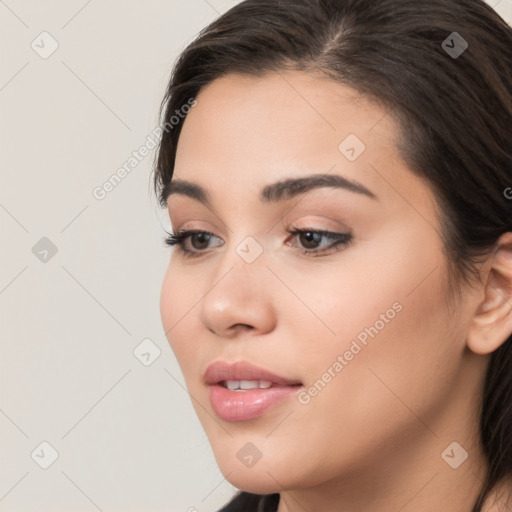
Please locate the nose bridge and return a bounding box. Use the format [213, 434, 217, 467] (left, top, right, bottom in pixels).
[233, 233, 266, 267]
[213, 232, 269, 296]
[199, 232, 276, 336]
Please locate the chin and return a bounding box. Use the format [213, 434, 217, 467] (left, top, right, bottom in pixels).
[223, 471, 283, 495]
[213, 452, 299, 495]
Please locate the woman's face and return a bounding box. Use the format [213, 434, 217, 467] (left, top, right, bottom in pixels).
[160, 71, 484, 495]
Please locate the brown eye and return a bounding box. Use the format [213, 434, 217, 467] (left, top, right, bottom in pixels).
[287, 228, 353, 257]
[298, 231, 323, 249]
[189, 232, 212, 250]
[164, 229, 223, 258]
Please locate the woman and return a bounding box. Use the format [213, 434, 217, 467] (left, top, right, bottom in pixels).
[153, 0, 512, 510]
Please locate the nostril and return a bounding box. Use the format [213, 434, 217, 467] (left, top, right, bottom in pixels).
[230, 324, 254, 333]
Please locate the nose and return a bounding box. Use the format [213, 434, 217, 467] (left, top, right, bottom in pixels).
[199, 239, 277, 339]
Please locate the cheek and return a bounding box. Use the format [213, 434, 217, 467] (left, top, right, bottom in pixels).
[292, 240, 457, 440]
[260, 265, 456, 486]
[159, 261, 201, 365]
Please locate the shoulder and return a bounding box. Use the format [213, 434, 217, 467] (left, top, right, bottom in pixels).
[217, 491, 280, 512]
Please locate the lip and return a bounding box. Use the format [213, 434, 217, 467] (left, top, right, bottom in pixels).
[203, 360, 302, 386]
[204, 360, 303, 422]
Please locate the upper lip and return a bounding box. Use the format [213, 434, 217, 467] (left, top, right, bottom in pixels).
[203, 360, 302, 386]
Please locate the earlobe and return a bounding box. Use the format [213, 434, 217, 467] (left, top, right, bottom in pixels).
[466, 233, 512, 356]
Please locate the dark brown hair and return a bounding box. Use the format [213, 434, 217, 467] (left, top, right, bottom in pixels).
[152, 1, 512, 510]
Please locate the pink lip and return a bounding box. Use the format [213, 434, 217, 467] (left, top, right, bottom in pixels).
[204, 360, 303, 422]
[203, 360, 302, 386]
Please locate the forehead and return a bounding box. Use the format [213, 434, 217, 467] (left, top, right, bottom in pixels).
[177, 70, 392, 156]
[171, 70, 424, 211]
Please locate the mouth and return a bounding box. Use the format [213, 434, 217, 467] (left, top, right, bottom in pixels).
[218, 379, 303, 390]
[204, 360, 303, 421]
[203, 360, 302, 387]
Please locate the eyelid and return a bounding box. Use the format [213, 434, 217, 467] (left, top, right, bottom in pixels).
[283, 211, 351, 229]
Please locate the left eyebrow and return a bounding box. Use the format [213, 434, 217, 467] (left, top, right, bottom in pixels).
[165, 172, 377, 208]
[260, 173, 377, 202]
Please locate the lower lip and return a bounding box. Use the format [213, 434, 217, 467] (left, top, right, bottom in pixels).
[209, 384, 302, 421]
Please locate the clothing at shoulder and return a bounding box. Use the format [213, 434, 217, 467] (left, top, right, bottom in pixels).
[217, 491, 280, 512]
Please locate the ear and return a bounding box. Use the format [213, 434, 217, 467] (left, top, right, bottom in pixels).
[466, 232, 512, 355]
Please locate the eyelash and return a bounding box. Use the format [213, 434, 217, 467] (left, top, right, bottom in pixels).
[163, 227, 353, 259]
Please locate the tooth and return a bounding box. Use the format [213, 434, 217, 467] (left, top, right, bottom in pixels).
[240, 380, 260, 390]
[224, 380, 274, 390]
[226, 380, 240, 390]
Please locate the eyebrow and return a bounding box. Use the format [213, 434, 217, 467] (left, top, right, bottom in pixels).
[165, 173, 377, 208]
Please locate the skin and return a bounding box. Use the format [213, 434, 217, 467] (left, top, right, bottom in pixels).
[159, 70, 512, 512]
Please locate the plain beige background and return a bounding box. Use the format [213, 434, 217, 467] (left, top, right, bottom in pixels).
[1, 1, 511, 511]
